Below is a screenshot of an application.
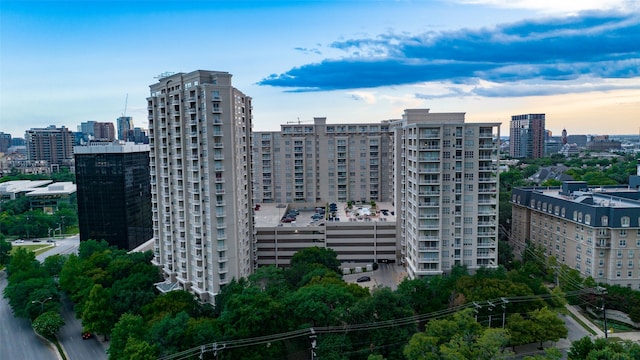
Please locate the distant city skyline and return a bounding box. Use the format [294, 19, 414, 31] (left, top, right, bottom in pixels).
[1, 1, 639, 139]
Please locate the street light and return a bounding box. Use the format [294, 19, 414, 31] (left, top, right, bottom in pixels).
[32, 296, 53, 313]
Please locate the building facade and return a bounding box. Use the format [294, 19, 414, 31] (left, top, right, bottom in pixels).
[252, 117, 394, 204]
[511, 180, 640, 289]
[25, 126, 74, 165]
[117, 116, 134, 141]
[393, 109, 501, 278]
[0, 132, 11, 153]
[254, 203, 397, 267]
[509, 114, 545, 159]
[147, 70, 254, 303]
[74, 142, 153, 251]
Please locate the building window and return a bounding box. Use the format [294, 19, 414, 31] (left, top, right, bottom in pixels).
[561, 208, 566, 217]
[620, 229, 627, 237]
[621, 216, 630, 227]
[585, 214, 591, 225]
[602, 216, 608, 226]
[620, 239, 627, 247]
[573, 211, 578, 221]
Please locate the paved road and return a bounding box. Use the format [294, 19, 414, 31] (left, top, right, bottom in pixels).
[34, 235, 80, 262]
[57, 293, 107, 360]
[37, 235, 108, 360]
[6, 235, 108, 360]
[0, 271, 58, 360]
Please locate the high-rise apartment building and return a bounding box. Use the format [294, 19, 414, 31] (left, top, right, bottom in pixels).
[147, 70, 253, 303]
[77, 121, 116, 143]
[252, 117, 394, 204]
[25, 126, 74, 165]
[393, 109, 501, 278]
[511, 179, 640, 290]
[94, 122, 116, 141]
[117, 116, 134, 141]
[509, 114, 545, 159]
[0, 132, 11, 153]
[75, 142, 153, 250]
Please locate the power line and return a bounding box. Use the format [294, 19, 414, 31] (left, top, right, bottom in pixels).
[159, 288, 594, 360]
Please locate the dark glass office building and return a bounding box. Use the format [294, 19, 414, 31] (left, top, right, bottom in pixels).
[74, 143, 152, 250]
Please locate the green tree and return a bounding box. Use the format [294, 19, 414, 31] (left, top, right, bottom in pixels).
[5, 246, 40, 278]
[568, 336, 594, 360]
[122, 337, 158, 360]
[403, 332, 440, 360]
[289, 246, 341, 275]
[32, 311, 65, 340]
[523, 347, 562, 360]
[147, 311, 191, 357]
[43, 254, 67, 277]
[506, 313, 534, 349]
[109, 313, 148, 360]
[345, 287, 416, 359]
[440, 327, 511, 360]
[497, 240, 513, 268]
[286, 282, 356, 327]
[529, 307, 567, 349]
[316, 333, 353, 360]
[0, 238, 12, 265]
[141, 290, 202, 324]
[82, 284, 116, 339]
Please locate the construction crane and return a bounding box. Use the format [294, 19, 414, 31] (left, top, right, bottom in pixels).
[121, 93, 128, 118]
[286, 117, 312, 124]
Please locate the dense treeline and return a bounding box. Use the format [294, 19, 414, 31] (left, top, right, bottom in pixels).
[6, 240, 574, 359]
[4, 239, 640, 359]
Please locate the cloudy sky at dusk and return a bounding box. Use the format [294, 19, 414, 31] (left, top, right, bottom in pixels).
[1, 0, 639, 139]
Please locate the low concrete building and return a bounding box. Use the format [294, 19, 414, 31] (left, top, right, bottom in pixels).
[25, 181, 77, 214]
[254, 202, 397, 268]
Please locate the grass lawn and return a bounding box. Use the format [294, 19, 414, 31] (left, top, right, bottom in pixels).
[11, 244, 54, 256]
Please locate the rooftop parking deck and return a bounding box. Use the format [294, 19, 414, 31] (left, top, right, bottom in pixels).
[253, 202, 396, 228]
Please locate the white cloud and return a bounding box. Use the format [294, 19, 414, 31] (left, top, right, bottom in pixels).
[347, 91, 378, 104]
[451, 0, 638, 13]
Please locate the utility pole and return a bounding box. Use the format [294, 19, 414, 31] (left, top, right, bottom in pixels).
[501, 298, 509, 328]
[310, 328, 317, 360]
[473, 301, 481, 322]
[596, 286, 609, 338]
[487, 301, 495, 327]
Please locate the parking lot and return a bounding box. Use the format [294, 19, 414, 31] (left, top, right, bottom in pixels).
[343, 263, 408, 290]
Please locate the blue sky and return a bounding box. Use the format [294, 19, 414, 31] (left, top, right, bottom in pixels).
[1, 0, 639, 139]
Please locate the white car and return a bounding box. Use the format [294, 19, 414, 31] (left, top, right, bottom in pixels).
[14, 239, 25, 244]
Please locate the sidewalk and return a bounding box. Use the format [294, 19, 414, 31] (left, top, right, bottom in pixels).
[565, 304, 640, 342]
[565, 304, 605, 337]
